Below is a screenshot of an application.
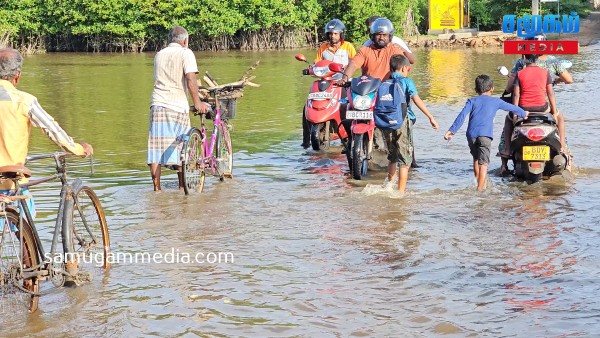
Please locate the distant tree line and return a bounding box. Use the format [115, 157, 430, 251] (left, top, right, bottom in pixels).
[468, 0, 591, 31]
[0, 0, 591, 53]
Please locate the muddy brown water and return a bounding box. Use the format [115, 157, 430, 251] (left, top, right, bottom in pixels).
[2, 44, 600, 336]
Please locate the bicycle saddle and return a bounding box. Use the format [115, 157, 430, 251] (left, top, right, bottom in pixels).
[0, 165, 32, 178]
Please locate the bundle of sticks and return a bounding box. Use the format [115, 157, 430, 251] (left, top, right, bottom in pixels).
[199, 61, 260, 100]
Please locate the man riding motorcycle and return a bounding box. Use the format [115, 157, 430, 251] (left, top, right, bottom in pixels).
[301, 19, 356, 148]
[363, 15, 419, 166]
[314, 19, 356, 67]
[340, 18, 409, 82]
[336, 18, 410, 155]
[362, 15, 415, 64]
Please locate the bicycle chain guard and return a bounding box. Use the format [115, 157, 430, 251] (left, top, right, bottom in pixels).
[8, 263, 39, 296]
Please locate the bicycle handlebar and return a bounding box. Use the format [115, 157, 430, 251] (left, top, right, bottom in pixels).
[190, 106, 213, 114]
[25, 152, 95, 177]
[26, 152, 67, 163]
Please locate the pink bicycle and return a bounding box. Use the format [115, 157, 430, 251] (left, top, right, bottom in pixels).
[180, 85, 242, 195]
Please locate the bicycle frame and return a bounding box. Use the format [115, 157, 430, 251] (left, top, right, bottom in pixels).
[180, 84, 241, 194]
[191, 89, 235, 177]
[6, 153, 92, 279]
[196, 95, 228, 175]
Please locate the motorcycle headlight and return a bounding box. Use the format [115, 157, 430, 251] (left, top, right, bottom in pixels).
[353, 95, 372, 110]
[312, 66, 329, 77]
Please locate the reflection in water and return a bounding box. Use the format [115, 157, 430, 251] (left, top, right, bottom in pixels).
[427, 49, 469, 102]
[502, 196, 577, 313]
[2, 45, 600, 336]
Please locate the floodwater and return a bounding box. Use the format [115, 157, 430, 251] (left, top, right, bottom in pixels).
[2, 44, 600, 336]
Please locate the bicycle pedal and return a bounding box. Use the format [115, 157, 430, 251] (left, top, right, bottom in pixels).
[75, 271, 92, 286]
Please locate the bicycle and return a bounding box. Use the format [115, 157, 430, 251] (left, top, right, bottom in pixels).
[180, 84, 243, 195]
[0, 152, 110, 313]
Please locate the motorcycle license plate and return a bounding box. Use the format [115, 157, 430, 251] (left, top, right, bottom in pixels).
[346, 110, 373, 120]
[308, 92, 333, 100]
[522, 146, 550, 161]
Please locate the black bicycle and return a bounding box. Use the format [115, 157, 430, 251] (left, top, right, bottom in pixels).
[0, 152, 110, 313]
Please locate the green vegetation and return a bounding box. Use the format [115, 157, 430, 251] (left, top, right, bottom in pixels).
[469, 0, 591, 31]
[0, 0, 426, 52]
[0, 0, 591, 52]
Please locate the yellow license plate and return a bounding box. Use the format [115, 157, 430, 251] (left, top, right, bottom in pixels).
[522, 146, 550, 161]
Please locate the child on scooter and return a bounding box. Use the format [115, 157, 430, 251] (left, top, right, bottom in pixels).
[384, 54, 438, 193]
[444, 75, 528, 191]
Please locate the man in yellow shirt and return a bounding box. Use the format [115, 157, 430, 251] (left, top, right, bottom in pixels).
[0, 48, 92, 213]
[314, 19, 356, 66]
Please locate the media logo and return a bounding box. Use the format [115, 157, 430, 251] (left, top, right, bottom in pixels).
[502, 12, 579, 55]
[504, 40, 578, 54]
[502, 12, 580, 36]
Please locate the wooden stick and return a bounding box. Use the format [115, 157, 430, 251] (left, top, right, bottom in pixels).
[196, 61, 261, 94]
[238, 61, 260, 81]
[0, 194, 31, 203]
[203, 76, 217, 87]
[244, 81, 260, 88]
[205, 71, 219, 86]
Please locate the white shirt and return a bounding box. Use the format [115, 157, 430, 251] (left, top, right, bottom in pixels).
[363, 36, 412, 53]
[150, 43, 199, 113]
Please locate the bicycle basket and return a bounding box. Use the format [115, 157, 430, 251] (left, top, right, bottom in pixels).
[218, 98, 237, 120]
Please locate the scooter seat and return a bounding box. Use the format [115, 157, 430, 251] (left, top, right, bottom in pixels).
[515, 112, 556, 126]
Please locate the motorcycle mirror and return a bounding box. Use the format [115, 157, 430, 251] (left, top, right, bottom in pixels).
[498, 66, 510, 77]
[328, 62, 344, 73]
[295, 54, 306, 62]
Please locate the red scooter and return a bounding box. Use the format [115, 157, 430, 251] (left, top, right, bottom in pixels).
[295, 54, 348, 151]
[341, 75, 381, 180]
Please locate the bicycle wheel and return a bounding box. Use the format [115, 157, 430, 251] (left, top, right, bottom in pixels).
[70, 187, 110, 276]
[215, 121, 233, 178]
[181, 128, 205, 195]
[0, 208, 40, 313]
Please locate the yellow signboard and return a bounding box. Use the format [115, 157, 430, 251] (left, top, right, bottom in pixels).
[429, 0, 466, 31]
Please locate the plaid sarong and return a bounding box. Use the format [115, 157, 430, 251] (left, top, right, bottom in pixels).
[147, 106, 191, 165]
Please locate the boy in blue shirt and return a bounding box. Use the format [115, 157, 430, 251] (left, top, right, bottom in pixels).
[384, 54, 438, 193]
[444, 75, 528, 191]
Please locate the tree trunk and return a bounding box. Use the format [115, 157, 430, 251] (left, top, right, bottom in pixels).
[532, 0, 539, 15]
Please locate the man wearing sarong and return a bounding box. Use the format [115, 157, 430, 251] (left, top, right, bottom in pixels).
[148, 26, 210, 191]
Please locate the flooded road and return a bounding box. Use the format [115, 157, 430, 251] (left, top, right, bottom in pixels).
[2, 44, 600, 336]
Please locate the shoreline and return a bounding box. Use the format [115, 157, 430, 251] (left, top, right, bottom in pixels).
[404, 12, 600, 49]
[404, 31, 513, 49]
[6, 12, 598, 53]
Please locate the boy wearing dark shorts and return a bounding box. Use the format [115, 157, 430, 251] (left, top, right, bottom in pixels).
[384, 54, 438, 193]
[444, 75, 528, 191]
